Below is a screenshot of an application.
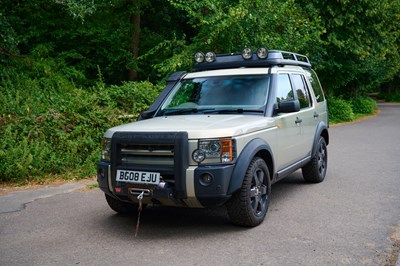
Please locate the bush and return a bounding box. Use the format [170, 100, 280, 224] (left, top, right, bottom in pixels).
[327, 97, 354, 122]
[379, 92, 400, 102]
[0, 62, 161, 183]
[350, 97, 377, 114]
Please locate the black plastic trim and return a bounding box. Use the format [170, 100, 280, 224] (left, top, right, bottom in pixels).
[137, 71, 186, 120]
[312, 122, 329, 157]
[275, 155, 311, 181]
[97, 161, 110, 193]
[111, 131, 189, 199]
[194, 164, 235, 207]
[227, 138, 274, 194]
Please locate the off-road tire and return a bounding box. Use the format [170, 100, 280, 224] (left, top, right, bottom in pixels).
[105, 193, 137, 214]
[226, 157, 271, 227]
[302, 136, 328, 183]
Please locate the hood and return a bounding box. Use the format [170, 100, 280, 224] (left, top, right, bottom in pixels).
[104, 115, 276, 139]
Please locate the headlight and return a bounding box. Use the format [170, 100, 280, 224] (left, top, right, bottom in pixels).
[101, 138, 111, 161]
[192, 138, 236, 164]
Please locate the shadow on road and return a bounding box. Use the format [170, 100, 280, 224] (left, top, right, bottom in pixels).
[97, 205, 238, 240]
[94, 171, 312, 240]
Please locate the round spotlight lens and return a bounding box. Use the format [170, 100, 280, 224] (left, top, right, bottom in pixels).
[242, 48, 253, 60]
[205, 52, 216, 63]
[256, 47, 268, 59]
[200, 173, 213, 186]
[194, 52, 205, 63]
[192, 149, 206, 163]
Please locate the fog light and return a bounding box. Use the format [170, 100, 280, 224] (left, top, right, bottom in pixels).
[256, 47, 268, 59]
[200, 173, 213, 186]
[242, 48, 253, 60]
[194, 52, 205, 63]
[205, 52, 216, 63]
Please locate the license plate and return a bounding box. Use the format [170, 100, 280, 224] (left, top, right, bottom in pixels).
[116, 170, 160, 185]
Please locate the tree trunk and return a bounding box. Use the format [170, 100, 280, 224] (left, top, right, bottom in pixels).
[129, 2, 141, 81]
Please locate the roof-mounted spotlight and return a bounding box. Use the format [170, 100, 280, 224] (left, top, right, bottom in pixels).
[205, 52, 216, 63]
[242, 48, 253, 60]
[194, 52, 205, 63]
[256, 47, 268, 59]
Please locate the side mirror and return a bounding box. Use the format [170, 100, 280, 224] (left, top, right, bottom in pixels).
[137, 110, 155, 121]
[277, 99, 300, 113]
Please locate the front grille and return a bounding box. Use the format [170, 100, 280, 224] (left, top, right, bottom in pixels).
[120, 144, 175, 166]
[111, 131, 189, 199]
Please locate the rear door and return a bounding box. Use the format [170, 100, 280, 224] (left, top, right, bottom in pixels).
[290, 74, 316, 157]
[273, 74, 304, 170]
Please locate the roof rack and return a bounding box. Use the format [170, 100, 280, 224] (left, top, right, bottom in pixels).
[194, 49, 311, 71]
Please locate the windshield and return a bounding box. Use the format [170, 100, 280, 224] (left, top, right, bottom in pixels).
[157, 75, 271, 116]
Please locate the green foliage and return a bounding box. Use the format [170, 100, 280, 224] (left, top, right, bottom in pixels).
[328, 96, 377, 123]
[327, 97, 354, 122]
[54, 0, 96, 21]
[379, 92, 400, 102]
[0, 58, 160, 183]
[161, 0, 325, 78]
[0, 12, 18, 61]
[298, 0, 400, 95]
[350, 97, 377, 114]
[2, 0, 400, 93]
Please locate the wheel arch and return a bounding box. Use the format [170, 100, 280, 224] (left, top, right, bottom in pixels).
[312, 122, 329, 157]
[228, 138, 274, 194]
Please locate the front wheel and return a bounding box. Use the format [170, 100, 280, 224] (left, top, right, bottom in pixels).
[226, 157, 271, 227]
[302, 136, 328, 183]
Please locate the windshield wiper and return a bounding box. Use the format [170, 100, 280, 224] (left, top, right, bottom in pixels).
[162, 108, 215, 116]
[203, 109, 264, 114]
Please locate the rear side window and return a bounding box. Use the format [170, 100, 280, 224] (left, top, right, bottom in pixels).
[304, 69, 325, 103]
[291, 74, 311, 109]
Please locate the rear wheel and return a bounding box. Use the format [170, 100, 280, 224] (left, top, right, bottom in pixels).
[226, 157, 271, 227]
[105, 194, 137, 214]
[302, 136, 328, 183]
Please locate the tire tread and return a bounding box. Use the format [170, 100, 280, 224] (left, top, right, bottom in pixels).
[226, 157, 270, 227]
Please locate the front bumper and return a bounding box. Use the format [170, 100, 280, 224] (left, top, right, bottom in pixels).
[97, 161, 235, 208]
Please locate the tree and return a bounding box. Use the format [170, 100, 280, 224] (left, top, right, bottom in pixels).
[152, 0, 324, 79]
[298, 0, 400, 96]
[129, 0, 141, 81]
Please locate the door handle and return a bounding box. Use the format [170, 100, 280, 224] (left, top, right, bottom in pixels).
[295, 117, 302, 124]
[313, 112, 319, 118]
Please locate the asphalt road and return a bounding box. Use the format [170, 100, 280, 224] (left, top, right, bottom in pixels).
[1, 104, 400, 266]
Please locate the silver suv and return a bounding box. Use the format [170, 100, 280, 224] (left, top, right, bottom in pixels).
[97, 48, 329, 227]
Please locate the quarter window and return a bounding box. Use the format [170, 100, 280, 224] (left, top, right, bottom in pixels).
[305, 69, 325, 103]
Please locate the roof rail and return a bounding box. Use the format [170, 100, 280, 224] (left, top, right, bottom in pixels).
[194, 49, 311, 71]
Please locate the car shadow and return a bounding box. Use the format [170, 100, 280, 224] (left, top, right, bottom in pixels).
[96, 171, 311, 240]
[270, 170, 314, 201]
[97, 205, 242, 240]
